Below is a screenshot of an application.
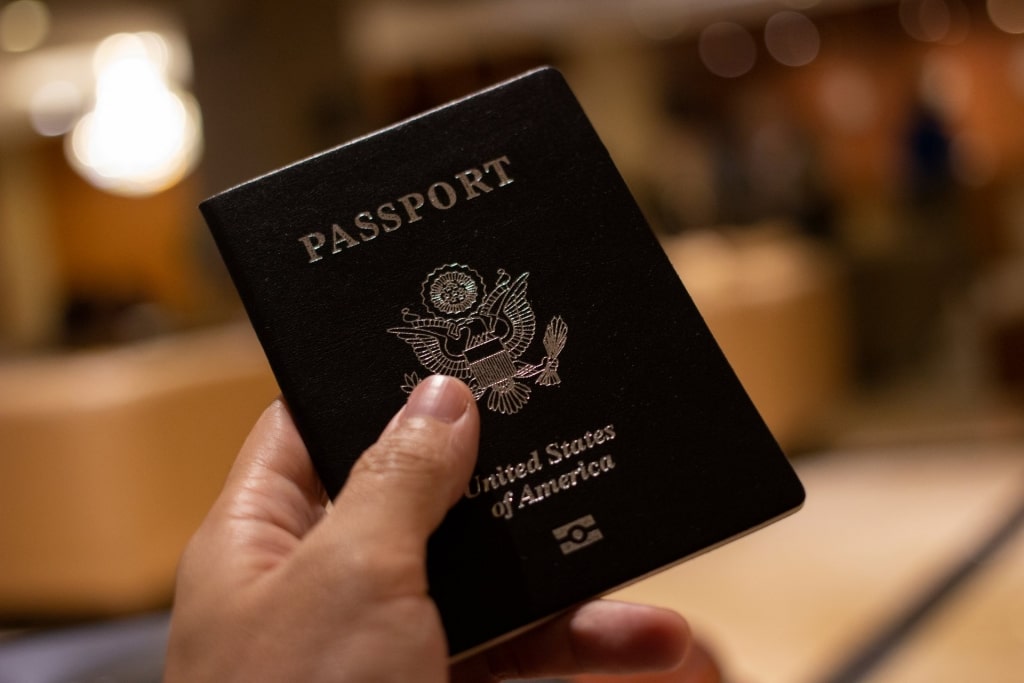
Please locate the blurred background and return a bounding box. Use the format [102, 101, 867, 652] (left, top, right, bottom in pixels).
[1, 0, 1022, 681]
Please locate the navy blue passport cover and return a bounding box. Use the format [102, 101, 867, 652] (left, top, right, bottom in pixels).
[200, 67, 805, 657]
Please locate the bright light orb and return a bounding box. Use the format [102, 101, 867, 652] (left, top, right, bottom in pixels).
[66, 32, 202, 197]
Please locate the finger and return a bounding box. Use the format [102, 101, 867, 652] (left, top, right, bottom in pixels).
[328, 374, 479, 553]
[565, 640, 724, 683]
[178, 398, 327, 595]
[213, 398, 327, 538]
[453, 600, 691, 682]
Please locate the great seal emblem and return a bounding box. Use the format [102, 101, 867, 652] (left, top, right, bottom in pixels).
[388, 264, 567, 414]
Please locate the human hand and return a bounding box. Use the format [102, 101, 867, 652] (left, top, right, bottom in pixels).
[164, 375, 697, 682]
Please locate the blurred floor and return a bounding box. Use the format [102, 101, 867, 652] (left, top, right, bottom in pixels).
[614, 434, 1024, 683]
[0, 612, 167, 683]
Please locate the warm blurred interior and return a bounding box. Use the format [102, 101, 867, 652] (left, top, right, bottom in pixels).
[1, 0, 1022, 681]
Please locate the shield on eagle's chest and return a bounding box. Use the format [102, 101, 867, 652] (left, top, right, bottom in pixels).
[463, 336, 516, 389]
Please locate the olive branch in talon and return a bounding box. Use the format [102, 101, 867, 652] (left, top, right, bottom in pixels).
[514, 316, 567, 386]
[539, 315, 567, 385]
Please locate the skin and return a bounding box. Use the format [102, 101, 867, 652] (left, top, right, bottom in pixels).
[164, 375, 709, 682]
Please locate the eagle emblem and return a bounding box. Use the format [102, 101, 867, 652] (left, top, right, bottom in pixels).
[388, 264, 567, 414]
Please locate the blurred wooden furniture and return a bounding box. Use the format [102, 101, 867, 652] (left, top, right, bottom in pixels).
[662, 226, 850, 451]
[0, 323, 277, 618]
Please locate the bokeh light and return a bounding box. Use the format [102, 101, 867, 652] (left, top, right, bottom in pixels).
[0, 0, 50, 52]
[765, 11, 821, 67]
[900, 0, 970, 43]
[988, 0, 1024, 34]
[92, 31, 171, 77]
[699, 22, 757, 78]
[29, 80, 83, 137]
[66, 32, 202, 197]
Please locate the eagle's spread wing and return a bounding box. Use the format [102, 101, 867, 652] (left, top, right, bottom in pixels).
[387, 321, 472, 379]
[479, 271, 536, 359]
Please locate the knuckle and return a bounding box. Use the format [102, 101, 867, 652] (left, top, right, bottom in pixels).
[338, 546, 427, 597]
[354, 420, 451, 483]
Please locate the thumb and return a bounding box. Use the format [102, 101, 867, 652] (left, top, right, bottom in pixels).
[327, 375, 479, 557]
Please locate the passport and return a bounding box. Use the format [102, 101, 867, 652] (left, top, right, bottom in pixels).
[200, 67, 805, 658]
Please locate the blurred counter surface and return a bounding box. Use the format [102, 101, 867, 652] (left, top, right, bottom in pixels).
[0, 322, 278, 617]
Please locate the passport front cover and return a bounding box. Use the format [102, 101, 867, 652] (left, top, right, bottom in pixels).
[200, 67, 805, 657]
